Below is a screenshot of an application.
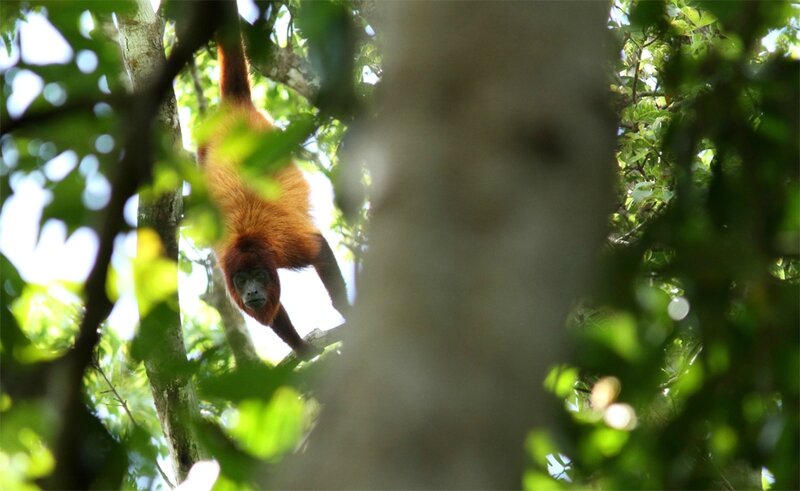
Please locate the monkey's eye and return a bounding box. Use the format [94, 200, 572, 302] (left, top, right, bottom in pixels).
[253, 269, 268, 282]
[233, 273, 247, 288]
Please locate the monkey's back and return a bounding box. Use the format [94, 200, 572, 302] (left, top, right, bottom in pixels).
[201, 104, 321, 269]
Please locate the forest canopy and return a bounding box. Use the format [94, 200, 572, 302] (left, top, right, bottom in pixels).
[0, 1, 797, 490]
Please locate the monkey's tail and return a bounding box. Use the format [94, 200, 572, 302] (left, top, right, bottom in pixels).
[215, 0, 251, 103]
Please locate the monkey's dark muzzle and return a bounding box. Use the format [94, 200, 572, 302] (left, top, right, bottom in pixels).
[244, 297, 267, 310]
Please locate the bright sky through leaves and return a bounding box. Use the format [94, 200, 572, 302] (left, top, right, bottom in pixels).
[1, 4, 351, 363]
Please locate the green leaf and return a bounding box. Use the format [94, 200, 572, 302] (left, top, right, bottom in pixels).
[241, 115, 318, 175]
[673, 362, 704, 397]
[40, 171, 89, 237]
[630, 0, 667, 32]
[684, 7, 717, 28]
[198, 364, 295, 402]
[523, 470, 564, 490]
[544, 365, 579, 398]
[588, 313, 643, 362]
[588, 427, 629, 457]
[229, 387, 306, 459]
[525, 430, 559, 467]
[631, 181, 654, 203]
[192, 418, 258, 483]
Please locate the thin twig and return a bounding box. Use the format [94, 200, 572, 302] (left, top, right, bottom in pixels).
[609, 220, 647, 246]
[188, 57, 208, 116]
[92, 362, 176, 489]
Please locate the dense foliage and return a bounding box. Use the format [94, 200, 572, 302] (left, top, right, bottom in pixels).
[535, 2, 798, 489]
[0, 1, 796, 490]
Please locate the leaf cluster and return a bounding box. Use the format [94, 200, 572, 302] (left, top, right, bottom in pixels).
[531, 1, 799, 489]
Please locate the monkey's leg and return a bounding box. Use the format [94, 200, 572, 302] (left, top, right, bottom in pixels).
[271, 304, 321, 359]
[313, 234, 350, 316]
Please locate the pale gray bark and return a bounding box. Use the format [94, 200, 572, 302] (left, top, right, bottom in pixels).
[249, 44, 320, 101]
[117, 0, 204, 483]
[274, 2, 615, 489]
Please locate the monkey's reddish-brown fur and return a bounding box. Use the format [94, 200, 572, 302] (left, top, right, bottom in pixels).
[199, 36, 322, 329]
[203, 108, 322, 268]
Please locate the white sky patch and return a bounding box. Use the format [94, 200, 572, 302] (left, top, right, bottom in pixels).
[0, 37, 20, 69]
[176, 460, 220, 491]
[0, 173, 99, 284]
[76, 49, 98, 73]
[361, 66, 379, 85]
[78, 10, 95, 39]
[123, 195, 139, 228]
[43, 82, 67, 106]
[2, 2, 354, 369]
[609, 3, 630, 27]
[236, 0, 259, 24]
[106, 232, 139, 341]
[19, 13, 72, 65]
[761, 30, 781, 52]
[4, 12, 72, 117]
[84, 172, 112, 210]
[604, 403, 638, 430]
[98, 74, 111, 94]
[546, 454, 572, 482]
[667, 296, 690, 321]
[0, 175, 49, 279]
[178, 105, 194, 150]
[7, 69, 44, 118]
[43, 150, 79, 181]
[94, 134, 115, 154]
[273, 5, 291, 48]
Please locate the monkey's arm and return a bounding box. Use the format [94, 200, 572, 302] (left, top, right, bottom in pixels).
[312, 234, 350, 316]
[271, 304, 322, 359]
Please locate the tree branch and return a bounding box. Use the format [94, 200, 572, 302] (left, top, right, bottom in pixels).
[188, 57, 208, 116]
[277, 324, 346, 369]
[48, 4, 224, 488]
[0, 94, 128, 137]
[248, 42, 320, 101]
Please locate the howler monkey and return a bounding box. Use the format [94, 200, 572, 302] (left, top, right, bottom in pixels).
[198, 10, 348, 358]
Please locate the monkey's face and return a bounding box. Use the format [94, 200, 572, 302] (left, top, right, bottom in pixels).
[233, 268, 270, 311]
[222, 235, 282, 325]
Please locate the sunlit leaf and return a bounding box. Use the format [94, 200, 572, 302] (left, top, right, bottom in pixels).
[229, 387, 306, 459]
[133, 228, 178, 317]
[525, 430, 559, 467]
[544, 365, 579, 398]
[587, 313, 643, 362]
[199, 364, 294, 402]
[522, 470, 563, 490]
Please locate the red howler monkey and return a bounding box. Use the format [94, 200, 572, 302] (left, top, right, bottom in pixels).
[198, 8, 348, 358]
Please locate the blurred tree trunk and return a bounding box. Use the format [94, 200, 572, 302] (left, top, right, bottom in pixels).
[117, 0, 204, 483]
[275, 2, 614, 489]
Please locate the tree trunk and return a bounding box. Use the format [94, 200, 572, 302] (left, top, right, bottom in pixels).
[117, 0, 204, 483]
[275, 2, 615, 488]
